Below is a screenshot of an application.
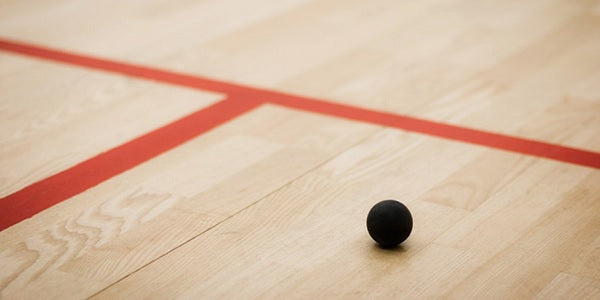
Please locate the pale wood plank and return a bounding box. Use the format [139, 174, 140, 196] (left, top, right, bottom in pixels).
[0, 56, 219, 197]
[0, 105, 377, 299]
[90, 130, 479, 299]
[444, 171, 600, 298]
[0, 0, 599, 298]
[2, 0, 598, 150]
[536, 273, 600, 300]
[0, 0, 313, 63]
[279, 0, 589, 106]
[93, 137, 598, 298]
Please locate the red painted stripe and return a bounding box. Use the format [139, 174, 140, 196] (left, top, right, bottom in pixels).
[1, 38, 599, 231]
[0, 38, 257, 96]
[0, 97, 262, 231]
[2, 38, 597, 168]
[265, 94, 600, 169]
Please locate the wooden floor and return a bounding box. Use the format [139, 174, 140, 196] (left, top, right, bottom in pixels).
[1, 0, 600, 298]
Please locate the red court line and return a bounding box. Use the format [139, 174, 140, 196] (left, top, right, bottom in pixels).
[1, 37, 598, 169]
[0, 38, 256, 96]
[1, 38, 599, 231]
[265, 95, 600, 169]
[0, 96, 262, 231]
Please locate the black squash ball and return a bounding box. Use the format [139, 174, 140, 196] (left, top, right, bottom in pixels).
[366, 200, 413, 247]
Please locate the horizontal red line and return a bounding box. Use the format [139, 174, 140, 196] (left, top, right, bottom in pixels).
[0, 38, 256, 96]
[265, 94, 600, 169]
[0, 37, 599, 231]
[0, 97, 262, 231]
[1, 38, 597, 168]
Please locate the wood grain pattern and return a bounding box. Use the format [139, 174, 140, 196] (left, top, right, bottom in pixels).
[0, 59, 219, 197]
[446, 171, 600, 298]
[1, 0, 599, 298]
[536, 273, 600, 300]
[94, 144, 598, 299]
[0, 105, 377, 298]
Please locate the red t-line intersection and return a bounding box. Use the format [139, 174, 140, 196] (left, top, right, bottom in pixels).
[0, 38, 599, 231]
